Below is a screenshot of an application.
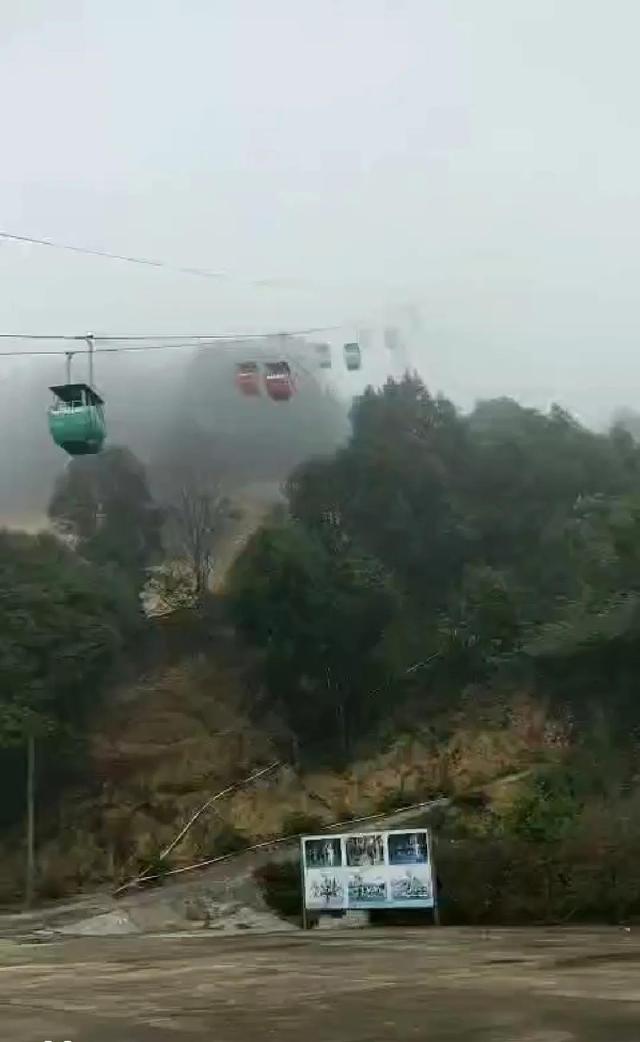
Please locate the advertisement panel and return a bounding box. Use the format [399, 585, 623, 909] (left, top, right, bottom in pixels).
[301, 828, 435, 912]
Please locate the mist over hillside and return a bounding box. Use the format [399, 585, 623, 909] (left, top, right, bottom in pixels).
[0, 337, 351, 524]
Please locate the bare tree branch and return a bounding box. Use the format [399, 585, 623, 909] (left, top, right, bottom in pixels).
[163, 468, 236, 600]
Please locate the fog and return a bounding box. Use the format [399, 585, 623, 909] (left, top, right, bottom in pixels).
[2, 0, 640, 520]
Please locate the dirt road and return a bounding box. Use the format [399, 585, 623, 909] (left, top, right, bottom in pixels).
[1, 926, 638, 1041]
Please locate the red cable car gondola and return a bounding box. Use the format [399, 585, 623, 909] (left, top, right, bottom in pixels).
[264, 361, 294, 401]
[235, 361, 261, 396]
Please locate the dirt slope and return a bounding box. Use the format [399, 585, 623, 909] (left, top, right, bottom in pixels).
[212, 479, 283, 589]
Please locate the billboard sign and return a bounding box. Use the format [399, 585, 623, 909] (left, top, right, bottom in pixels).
[301, 828, 435, 911]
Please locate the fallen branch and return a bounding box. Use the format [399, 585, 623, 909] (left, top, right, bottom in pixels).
[114, 795, 450, 892]
[114, 760, 282, 896]
[159, 760, 281, 860]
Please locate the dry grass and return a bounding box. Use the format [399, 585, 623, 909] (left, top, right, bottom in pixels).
[228, 696, 564, 840]
[0, 672, 564, 903]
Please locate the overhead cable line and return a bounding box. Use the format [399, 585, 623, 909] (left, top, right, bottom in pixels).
[0, 325, 341, 357]
[0, 344, 232, 357]
[0, 337, 325, 392]
[0, 229, 316, 289]
[0, 228, 407, 300]
[0, 230, 228, 280]
[0, 333, 86, 341]
[92, 328, 339, 341]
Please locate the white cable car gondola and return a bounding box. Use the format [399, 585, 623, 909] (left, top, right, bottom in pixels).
[343, 341, 361, 371]
[314, 342, 332, 369]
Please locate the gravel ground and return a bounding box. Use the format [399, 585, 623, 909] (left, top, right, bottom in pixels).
[0, 926, 639, 1040]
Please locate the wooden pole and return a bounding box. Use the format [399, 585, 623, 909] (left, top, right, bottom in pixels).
[429, 829, 441, 926]
[300, 837, 309, 930]
[25, 734, 35, 909]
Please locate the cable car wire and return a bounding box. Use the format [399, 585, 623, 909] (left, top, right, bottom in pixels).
[0, 229, 330, 291]
[0, 228, 396, 297]
[92, 328, 340, 341]
[0, 334, 334, 402]
[0, 326, 343, 357]
[0, 333, 86, 341]
[0, 230, 228, 280]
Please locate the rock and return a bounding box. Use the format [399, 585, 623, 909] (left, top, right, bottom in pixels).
[59, 911, 138, 936]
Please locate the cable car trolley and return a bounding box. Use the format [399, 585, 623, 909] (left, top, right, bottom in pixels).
[343, 341, 362, 371]
[313, 342, 332, 369]
[264, 360, 295, 401]
[235, 360, 261, 396]
[47, 339, 106, 456]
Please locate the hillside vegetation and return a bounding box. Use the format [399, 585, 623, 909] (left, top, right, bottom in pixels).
[2, 374, 640, 921]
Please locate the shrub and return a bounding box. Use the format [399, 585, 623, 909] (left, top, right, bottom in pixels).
[435, 794, 640, 925]
[375, 789, 412, 814]
[214, 824, 248, 856]
[254, 859, 301, 918]
[281, 811, 326, 836]
[508, 769, 581, 844]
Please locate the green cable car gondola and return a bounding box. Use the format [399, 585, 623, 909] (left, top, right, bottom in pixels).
[48, 382, 106, 456]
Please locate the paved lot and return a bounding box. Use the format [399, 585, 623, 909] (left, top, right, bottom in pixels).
[1, 926, 639, 1041]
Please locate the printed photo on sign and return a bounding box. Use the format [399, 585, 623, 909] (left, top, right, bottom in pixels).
[306, 871, 345, 909]
[388, 831, 429, 865]
[348, 871, 387, 904]
[304, 837, 342, 868]
[390, 868, 432, 902]
[345, 833, 384, 867]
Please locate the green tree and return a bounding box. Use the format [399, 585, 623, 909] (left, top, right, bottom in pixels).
[524, 494, 640, 725]
[288, 374, 471, 608]
[48, 446, 162, 592]
[433, 565, 522, 688]
[231, 377, 640, 741]
[0, 531, 139, 903]
[464, 399, 640, 608]
[227, 520, 397, 757]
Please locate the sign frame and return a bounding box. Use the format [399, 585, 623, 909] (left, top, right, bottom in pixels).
[300, 827, 438, 926]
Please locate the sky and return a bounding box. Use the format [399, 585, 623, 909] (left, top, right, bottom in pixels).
[1, 0, 640, 423]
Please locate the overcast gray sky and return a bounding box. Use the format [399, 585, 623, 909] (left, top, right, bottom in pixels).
[1, 0, 639, 422]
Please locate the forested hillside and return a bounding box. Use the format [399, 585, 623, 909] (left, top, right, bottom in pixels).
[2, 374, 640, 920]
[229, 376, 640, 751]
